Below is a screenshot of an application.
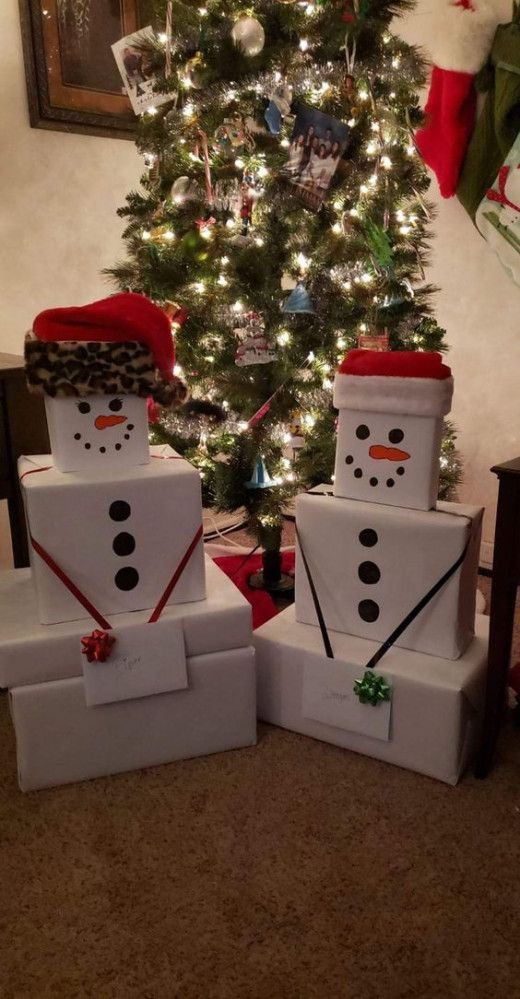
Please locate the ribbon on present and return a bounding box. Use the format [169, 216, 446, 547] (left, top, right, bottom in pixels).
[296, 505, 472, 672]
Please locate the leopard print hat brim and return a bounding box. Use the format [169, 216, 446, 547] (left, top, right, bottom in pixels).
[24, 335, 188, 408]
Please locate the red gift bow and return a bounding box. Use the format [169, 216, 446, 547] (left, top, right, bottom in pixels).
[81, 629, 116, 663]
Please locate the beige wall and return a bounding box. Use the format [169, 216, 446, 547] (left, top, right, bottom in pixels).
[1, 0, 518, 568]
[0, 0, 141, 567]
[0, 0, 142, 352]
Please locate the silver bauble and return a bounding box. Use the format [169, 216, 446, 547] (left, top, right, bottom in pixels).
[170, 176, 199, 202]
[231, 16, 265, 57]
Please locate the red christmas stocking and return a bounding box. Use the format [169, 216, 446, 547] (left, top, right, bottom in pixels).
[415, 0, 505, 198]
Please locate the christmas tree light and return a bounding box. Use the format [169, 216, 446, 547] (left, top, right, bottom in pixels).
[106, 0, 462, 590]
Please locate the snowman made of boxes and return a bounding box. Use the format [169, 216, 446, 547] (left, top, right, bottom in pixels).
[0, 293, 255, 791]
[255, 349, 489, 785]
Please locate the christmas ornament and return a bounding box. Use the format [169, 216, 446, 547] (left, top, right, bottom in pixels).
[415, 0, 506, 198]
[357, 331, 389, 352]
[164, 1, 173, 76]
[163, 300, 189, 327]
[265, 100, 282, 136]
[213, 177, 241, 214]
[239, 179, 256, 235]
[245, 457, 275, 489]
[235, 312, 276, 366]
[353, 671, 392, 706]
[147, 398, 161, 424]
[341, 0, 357, 25]
[231, 16, 265, 57]
[112, 27, 170, 116]
[283, 106, 350, 210]
[170, 176, 199, 202]
[195, 215, 217, 235]
[264, 81, 292, 135]
[282, 282, 315, 315]
[184, 52, 207, 89]
[288, 414, 305, 452]
[213, 116, 255, 157]
[81, 629, 116, 663]
[149, 223, 177, 243]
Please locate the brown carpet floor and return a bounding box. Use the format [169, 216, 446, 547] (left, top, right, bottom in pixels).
[1, 575, 520, 998]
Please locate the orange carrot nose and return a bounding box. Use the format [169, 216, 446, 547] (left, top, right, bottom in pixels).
[369, 444, 410, 462]
[94, 414, 127, 430]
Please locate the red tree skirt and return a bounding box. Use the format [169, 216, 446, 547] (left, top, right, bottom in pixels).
[213, 551, 295, 630]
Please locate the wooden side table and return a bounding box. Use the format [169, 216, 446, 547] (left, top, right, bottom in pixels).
[0, 353, 49, 567]
[475, 458, 520, 778]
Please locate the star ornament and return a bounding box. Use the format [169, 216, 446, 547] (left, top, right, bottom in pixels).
[81, 629, 116, 663]
[353, 670, 392, 707]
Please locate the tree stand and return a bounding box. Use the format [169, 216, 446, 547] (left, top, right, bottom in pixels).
[248, 524, 294, 595]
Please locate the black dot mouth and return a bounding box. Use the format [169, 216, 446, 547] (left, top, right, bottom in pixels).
[347, 464, 405, 486]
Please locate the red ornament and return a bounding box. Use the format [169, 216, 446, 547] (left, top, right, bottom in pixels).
[147, 397, 161, 423]
[81, 629, 116, 663]
[163, 300, 189, 327]
[341, 1, 357, 24]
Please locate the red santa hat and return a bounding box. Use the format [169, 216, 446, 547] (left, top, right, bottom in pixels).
[333, 350, 454, 418]
[25, 292, 187, 406]
[415, 0, 505, 198]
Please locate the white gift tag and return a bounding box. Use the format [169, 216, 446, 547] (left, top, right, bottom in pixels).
[302, 651, 391, 742]
[81, 618, 187, 707]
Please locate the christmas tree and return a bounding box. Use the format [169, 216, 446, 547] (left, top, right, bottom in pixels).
[107, 0, 461, 590]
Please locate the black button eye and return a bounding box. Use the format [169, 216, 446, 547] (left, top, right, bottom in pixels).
[356, 424, 370, 440]
[389, 428, 404, 444]
[78, 402, 91, 414]
[109, 398, 123, 412]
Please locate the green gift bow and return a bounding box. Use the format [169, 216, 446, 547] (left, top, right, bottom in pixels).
[353, 670, 392, 706]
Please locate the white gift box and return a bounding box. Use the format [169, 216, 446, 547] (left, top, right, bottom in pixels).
[0, 558, 256, 790]
[0, 558, 251, 688]
[19, 445, 206, 625]
[295, 492, 483, 660]
[333, 409, 443, 511]
[10, 646, 256, 791]
[44, 394, 150, 473]
[255, 605, 488, 785]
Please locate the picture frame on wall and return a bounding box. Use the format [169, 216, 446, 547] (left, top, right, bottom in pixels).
[19, 0, 153, 139]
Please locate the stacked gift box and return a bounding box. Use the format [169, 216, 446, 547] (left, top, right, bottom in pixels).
[0, 294, 256, 791]
[254, 349, 488, 785]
